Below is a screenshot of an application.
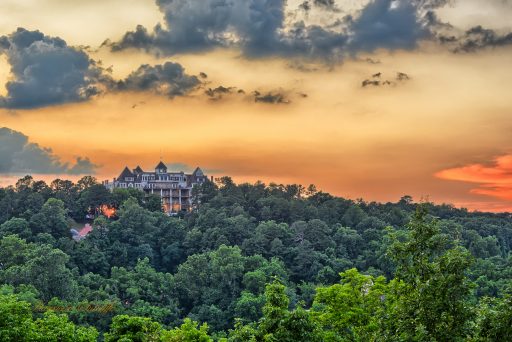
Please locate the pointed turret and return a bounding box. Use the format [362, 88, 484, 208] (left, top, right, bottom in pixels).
[155, 161, 167, 174]
[133, 166, 144, 175]
[192, 167, 204, 176]
[117, 166, 135, 181]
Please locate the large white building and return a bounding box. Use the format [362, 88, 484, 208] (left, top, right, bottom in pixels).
[103, 162, 209, 214]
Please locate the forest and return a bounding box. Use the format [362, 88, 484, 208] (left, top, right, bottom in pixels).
[0, 175, 511, 341]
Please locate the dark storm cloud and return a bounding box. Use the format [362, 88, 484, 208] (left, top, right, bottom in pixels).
[0, 127, 99, 175]
[116, 62, 200, 98]
[449, 26, 512, 53]
[0, 28, 105, 109]
[108, 0, 445, 60]
[0, 28, 207, 109]
[348, 0, 427, 52]
[0, 27, 291, 107]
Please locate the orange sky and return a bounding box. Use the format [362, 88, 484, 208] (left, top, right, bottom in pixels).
[2, 0, 512, 212]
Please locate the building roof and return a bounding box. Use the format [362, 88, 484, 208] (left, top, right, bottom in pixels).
[79, 224, 93, 237]
[192, 167, 204, 176]
[118, 166, 135, 181]
[155, 161, 167, 170]
[133, 166, 144, 174]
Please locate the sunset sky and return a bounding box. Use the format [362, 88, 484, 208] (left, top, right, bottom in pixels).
[1, 0, 512, 212]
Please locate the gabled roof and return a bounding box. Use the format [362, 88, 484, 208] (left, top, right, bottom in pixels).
[192, 166, 204, 177]
[192, 167, 204, 176]
[133, 166, 144, 174]
[155, 161, 167, 170]
[118, 166, 134, 181]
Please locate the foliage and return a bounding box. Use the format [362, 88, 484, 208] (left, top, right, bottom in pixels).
[1, 176, 512, 340]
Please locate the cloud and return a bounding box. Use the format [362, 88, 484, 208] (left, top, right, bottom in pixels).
[0, 127, 99, 175]
[445, 26, 512, 53]
[361, 71, 410, 87]
[166, 162, 194, 173]
[203, 85, 296, 104]
[0, 26, 293, 106]
[300, 0, 339, 12]
[67, 157, 99, 175]
[162, 162, 221, 174]
[0, 28, 208, 108]
[436, 155, 512, 202]
[253, 91, 290, 104]
[348, 0, 428, 53]
[0, 28, 106, 109]
[107, 0, 444, 61]
[116, 62, 200, 98]
[313, 0, 337, 10]
[205, 86, 238, 101]
[364, 57, 381, 64]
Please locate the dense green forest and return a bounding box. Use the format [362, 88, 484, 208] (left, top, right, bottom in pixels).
[1, 175, 511, 341]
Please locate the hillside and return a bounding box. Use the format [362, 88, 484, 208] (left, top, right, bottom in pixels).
[1, 175, 511, 341]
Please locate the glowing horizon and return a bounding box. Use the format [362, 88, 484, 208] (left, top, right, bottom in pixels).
[2, 0, 512, 212]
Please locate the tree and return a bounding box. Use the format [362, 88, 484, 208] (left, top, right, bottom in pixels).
[0, 293, 97, 342]
[79, 184, 112, 217]
[0, 293, 34, 341]
[477, 295, 512, 340]
[0, 218, 31, 239]
[161, 318, 212, 342]
[0, 236, 77, 301]
[230, 280, 322, 341]
[105, 315, 162, 342]
[32, 311, 98, 341]
[234, 291, 265, 323]
[109, 258, 178, 321]
[77, 176, 98, 191]
[174, 245, 246, 330]
[386, 206, 475, 341]
[313, 268, 388, 341]
[29, 198, 69, 237]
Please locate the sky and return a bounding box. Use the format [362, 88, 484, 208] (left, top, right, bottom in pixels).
[1, 0, 512, 212]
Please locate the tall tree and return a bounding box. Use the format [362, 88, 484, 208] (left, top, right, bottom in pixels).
[387, 206, 474, 341]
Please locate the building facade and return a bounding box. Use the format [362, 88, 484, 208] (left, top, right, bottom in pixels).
[103, 162, 209, 214]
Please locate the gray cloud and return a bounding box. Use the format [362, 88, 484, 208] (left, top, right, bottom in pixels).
[348, 0, 428, 53]
[314, 0, 337, 9]
[253, 91, 290, 104]
[205, 86, 237, 101]
[300, 0, 339, 12]
[361, 71, 410, 87]
[116, 62, 200, 98]
[446, 26, 512, 52]
[108, 0, 445, 61]
[421, 1, 512, 53]
[0, 28, 105, 109]
[0, 28, 206, 109]
[0, 127, 99, 175]
[108, 0, 512, 60]
[203, 85, 295, 104]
